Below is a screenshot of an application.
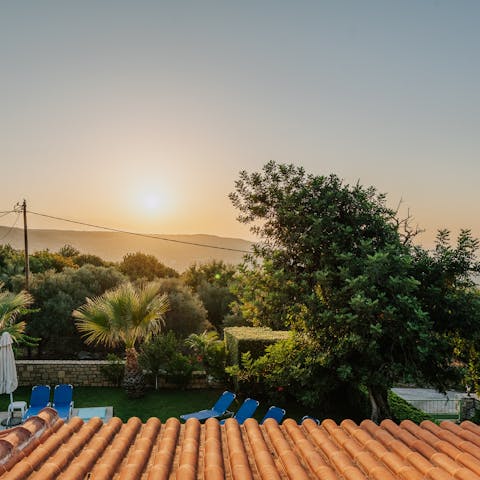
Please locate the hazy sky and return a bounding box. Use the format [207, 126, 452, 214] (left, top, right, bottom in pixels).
[1, 1, 479, 247]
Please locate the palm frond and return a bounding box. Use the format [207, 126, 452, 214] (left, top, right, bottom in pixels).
[74, 281, 169, 350]
[0, 284, 34, 344]
[0, 288, 34, 328]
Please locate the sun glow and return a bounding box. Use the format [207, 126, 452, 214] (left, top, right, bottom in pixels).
[126, 182, 176, 226]
[143, 192, 162, 212]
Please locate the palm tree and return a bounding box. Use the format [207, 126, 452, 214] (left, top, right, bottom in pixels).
[0, 282, 34, 343]
[73, 282, 169, 398]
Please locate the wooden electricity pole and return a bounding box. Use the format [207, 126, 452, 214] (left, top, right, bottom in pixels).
[21, 199, 30, 290]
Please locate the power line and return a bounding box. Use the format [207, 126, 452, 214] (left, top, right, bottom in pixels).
[27, 210, 252, 254]
[0, 212, 20, 241]
[0, 210, 15, 219]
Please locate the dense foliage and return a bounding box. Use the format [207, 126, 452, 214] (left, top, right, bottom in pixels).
[0, 282, 38, 347]
[74, 281, 169, 397]
[0, 245, 229, 358]
[139, 331, 195, 389]
[185, 331, 227, 380]
[119, 252, 179, 281]
[182, 260, 237, 332]
[0, 245, 25, 289]
[24, 265, 126, 356]
[157, 278, 209, 337]
[230, 161, 480, 422]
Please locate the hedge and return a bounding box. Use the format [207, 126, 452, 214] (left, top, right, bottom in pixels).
[388, 391, 436, 424]
[224, 326, 290, 366]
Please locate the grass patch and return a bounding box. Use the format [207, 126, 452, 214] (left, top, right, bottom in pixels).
[1, 387, 324, 423]
[2, 386, 434, 424]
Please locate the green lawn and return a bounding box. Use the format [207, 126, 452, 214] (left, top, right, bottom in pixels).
[0, 387, 321, 423]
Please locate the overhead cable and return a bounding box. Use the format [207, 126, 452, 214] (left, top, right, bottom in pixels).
[27, 210, 252, 254]
[0, 212, 20, 241]
[0, 210, 15, 219]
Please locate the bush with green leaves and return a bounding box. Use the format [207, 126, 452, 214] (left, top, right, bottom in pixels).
[182, 261, 237, 332]
[226, 333, 370, 421]
[165, 352, 195, 388]
[223, 326, 289, 366]
[100, 354, 125, 387]
[226, 334, 325, 405]
[186, 331, 227, 381]
[138, 330, 200, 389]
[119, 252, 179, 281]
[158, 278, 209, 338]
[387, 391, 435, 424]
[225, 351, 265, 397]
[0, 245, 25, 290]
[139, 331, 181, 389]
[25, 264, 126, 357]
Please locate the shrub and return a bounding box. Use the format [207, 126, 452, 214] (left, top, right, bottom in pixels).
[158, 278, 209, 338]
[388, 391, 436, 424]
[185, 331, 227, 381]
[224, 326, 289, 365]
[225, 351, 265, 397]
[165, 353, 195, 388]
[100, 354, 125, 387]
[139, 331, 180, 389]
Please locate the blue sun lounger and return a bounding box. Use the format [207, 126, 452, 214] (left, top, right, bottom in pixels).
[301, 415, 320, 424]
[52, 384, 74, 421]
[23, 385, 51, 420]
[180, 391, 236, 421]
[260, 406, 286, 424]
[220, 398, 259, 425]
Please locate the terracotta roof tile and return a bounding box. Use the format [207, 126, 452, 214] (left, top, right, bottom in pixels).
[3, 409, 480, 479]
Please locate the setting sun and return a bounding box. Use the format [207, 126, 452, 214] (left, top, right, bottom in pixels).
[142, 192, 162, 212]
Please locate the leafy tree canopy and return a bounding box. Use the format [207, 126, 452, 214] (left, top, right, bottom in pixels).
[25, 264, 126, 357]
[119, 252, 179, 281]
[157, 278, 208, 338]
[73, 253, 110, 267]
[30, 249, 77, 273]
[58, 244, 80, 258]
[182, 260, 236, 289]
[182, 261, 237, 332]
[230, 161, 480, 422]
[0, 245, 24, 289]
[74, 281, 169, 398]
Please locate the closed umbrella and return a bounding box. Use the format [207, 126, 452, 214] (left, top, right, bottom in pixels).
[0, 331, 18, 404]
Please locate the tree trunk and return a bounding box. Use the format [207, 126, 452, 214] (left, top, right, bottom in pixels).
[123, 347, 145, 398]
[368, 386, 391, 424]
[125, 347, 139, 374]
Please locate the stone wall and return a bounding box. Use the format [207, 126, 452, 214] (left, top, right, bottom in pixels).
[16, 360, 117, 387]
[15, 360, 213, 389]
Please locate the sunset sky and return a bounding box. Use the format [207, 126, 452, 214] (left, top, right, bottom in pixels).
[1, 1, 479, 248]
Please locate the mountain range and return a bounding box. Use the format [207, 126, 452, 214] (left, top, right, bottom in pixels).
[0, 226, 253, 272]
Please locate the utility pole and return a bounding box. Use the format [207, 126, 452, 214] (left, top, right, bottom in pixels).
[18, 200, 30, 290]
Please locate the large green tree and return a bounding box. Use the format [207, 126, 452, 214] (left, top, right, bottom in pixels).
[119, 252, 178, 281]
[74, 281, 169, 398]
[157, 278, 208, 337]
[230, 161, 479, 422]
[411, 230, 480, 393]
[182, 261, 237, 331]
[29, 249, 77, 273]
[23, 265, 126, 356]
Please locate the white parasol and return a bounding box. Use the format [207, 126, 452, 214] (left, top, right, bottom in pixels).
[0, 331, 18, 404]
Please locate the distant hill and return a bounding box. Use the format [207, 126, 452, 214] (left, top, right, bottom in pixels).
[0, 227, 253, 272]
